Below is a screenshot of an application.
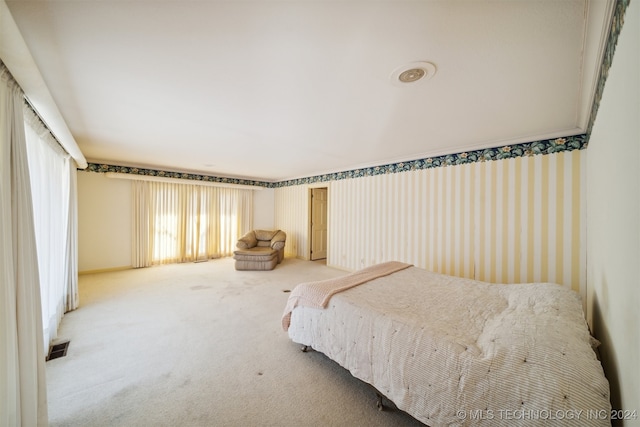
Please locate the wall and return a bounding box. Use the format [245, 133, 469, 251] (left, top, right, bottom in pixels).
[78, 171, 275, 272]
[78, 171, 132, 272]
[275, 184, 311, 259]
[586, 0, 639, 420]
[275, 149, 586, 293]
[253, 187, 275, 230]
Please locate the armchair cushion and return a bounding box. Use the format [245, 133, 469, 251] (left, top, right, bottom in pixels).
[254, 229, 279, 242]
[233, 246, 278, 260]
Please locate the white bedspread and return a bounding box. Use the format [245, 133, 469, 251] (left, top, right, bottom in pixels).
[287, 267, 611, 426]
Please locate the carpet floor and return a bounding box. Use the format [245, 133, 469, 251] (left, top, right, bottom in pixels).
[46, 257, 425, 427]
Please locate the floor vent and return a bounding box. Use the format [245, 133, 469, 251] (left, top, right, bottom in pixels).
[46, 341, 70, 361]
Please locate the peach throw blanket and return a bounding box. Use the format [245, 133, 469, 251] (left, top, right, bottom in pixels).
[281, 261, 412, 331]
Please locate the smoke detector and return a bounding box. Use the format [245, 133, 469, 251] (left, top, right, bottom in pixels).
[390, 61, 437, 86]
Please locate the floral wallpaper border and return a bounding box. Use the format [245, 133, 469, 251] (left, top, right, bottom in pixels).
[85, 163, 273, 188]
[84, 0, 629, 190]
[86, 135, 587, 189]
[272, 135, 587, 188]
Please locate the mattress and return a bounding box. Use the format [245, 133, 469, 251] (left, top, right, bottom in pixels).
[286, 266, 611, 426]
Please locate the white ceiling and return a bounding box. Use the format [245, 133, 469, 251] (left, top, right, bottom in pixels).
[4, 0, 613, 182]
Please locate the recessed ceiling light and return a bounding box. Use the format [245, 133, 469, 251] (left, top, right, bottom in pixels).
[390, 61, 437, 86]
[398, 68, 426, 83]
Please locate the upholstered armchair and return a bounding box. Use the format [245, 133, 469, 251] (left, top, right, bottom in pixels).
[233, 229, 286, 271]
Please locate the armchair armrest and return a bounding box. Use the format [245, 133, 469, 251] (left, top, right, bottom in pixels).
[270, 230, 286, 251]
[236, 231, 258, 249]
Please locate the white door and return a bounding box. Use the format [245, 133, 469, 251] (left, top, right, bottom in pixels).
[310, 188, 328, 260]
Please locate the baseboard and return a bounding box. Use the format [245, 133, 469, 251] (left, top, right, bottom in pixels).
[326, 263, 352, 272]
[79, 266, 133, 275]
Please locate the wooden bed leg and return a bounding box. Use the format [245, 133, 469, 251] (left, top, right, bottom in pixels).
[300, 345, 310, 352]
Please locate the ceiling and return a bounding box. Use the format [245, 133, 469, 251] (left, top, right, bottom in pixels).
[3, 0, 613, 182]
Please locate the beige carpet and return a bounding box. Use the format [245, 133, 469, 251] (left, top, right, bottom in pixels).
[46, 257, 425, 427]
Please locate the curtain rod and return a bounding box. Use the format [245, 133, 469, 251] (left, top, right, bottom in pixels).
[22, 96, 72, 156]
[0, 64, 64, 158]
[105, 172, 264, 190]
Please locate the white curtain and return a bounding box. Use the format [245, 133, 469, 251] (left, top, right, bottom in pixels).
[0, 63, 48, 426]
[132, 181, 253, 267]
[64, 161, 79, 312]
[132, 180, 153, 268]
[23, 105, 77, 346]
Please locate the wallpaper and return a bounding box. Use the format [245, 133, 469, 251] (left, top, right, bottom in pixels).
[324, 149, 586, 291]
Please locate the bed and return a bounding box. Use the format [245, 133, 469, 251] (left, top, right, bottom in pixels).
[282, 262, 611, 426]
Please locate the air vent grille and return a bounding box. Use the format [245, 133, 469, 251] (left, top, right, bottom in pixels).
[46, 341, 70, 361]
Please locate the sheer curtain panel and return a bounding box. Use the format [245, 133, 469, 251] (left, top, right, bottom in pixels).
[0, 63, 48, 426]
[132, 180, 153, 267]
[64, 161, 79, 312]
[23, 105, 76, 346]
[132, 180, 253, 267]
